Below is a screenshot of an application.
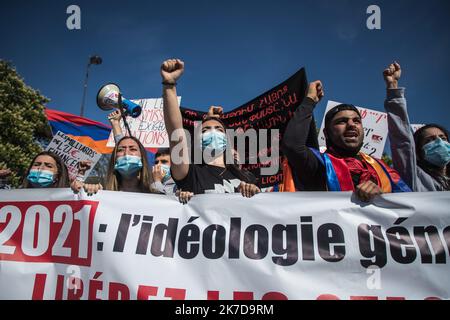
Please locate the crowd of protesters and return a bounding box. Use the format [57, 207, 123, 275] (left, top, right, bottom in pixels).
[2, 60, 449, 203]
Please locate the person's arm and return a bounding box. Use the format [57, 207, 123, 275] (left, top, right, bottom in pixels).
[108, 110, 125, 143]
[383, 62, 417, 191]
[281, 81, 325, 190]
[150, 181, 165, 194]
[161, 59, 190, 181]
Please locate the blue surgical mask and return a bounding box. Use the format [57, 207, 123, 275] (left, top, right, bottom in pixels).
[160, 164, 172, 183]
[27, 169, 54, 187]
[202, 130, 227, 155]
[114, 155, 143, 177]
[423, 138, 450, 167]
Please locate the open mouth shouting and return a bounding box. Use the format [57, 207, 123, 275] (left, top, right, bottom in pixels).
[343, 130, 360, 141]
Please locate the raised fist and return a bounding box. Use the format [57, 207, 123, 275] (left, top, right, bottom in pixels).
[207, 106, 223, 119]
[161, 59, 184, 84]
[383, 62, 401, 89]
[306, 80, 324, 104]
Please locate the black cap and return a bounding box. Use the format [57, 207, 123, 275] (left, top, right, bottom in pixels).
[324, 104, 361, 131]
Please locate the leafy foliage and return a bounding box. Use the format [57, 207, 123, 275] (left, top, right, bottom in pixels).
[0, 60, 50, 187]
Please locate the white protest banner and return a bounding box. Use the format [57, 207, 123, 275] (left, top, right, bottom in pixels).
[1, 190, 449, 300]
[46, 131, 102, 180]
[106, 97, 181, 148]
[318, 101, 388, 159]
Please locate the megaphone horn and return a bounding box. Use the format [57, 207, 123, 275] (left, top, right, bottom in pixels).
[96, 83, 142, 118]
[97, 83, 120, 111]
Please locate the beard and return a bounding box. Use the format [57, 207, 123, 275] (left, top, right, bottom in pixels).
[326, 136, 364, 158]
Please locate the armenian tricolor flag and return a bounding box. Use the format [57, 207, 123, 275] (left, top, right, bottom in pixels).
[45, 108, 113, 154]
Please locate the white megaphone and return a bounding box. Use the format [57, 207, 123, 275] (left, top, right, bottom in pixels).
[96, 83, 142, 118]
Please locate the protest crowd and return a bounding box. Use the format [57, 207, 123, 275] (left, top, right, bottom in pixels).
[2, 60, 448, 201]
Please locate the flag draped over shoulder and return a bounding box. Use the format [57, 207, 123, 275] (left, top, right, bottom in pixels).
[45, 109, 113, 154]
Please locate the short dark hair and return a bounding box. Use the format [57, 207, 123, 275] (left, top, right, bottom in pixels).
[323, 104, 362, 149]
[155, 148, 170, 159]
[324, 104, 361, 132]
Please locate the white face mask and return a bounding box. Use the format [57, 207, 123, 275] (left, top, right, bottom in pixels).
[202, 130, 227, 155]
[423, 137, 450, 167]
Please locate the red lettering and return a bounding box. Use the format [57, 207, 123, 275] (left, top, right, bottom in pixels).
[137, 285, 158, 300]
[207, 291, 220, 300]
[164, 288, 186, 300]
[316, 294, 340, 300]
[262, 292, 288, 300]
[55, 274, 64, 300]
[350, 296, 378, 300]
[67, 277, 84, 300]
[32, 273, 47, 300]
[109, 282, 130, 300]
[233, 291, 254, 300]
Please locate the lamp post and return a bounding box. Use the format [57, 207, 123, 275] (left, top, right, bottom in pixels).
[80, 55, 102, 117]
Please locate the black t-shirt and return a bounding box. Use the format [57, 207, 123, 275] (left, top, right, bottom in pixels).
[174, 164, 256, 194]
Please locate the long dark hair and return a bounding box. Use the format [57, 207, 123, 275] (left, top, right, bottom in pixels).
[105, 136, 156, 193]
[414, 123, 450, 190]
[199, 117, 257, 184]
[22, 151, 70, 188]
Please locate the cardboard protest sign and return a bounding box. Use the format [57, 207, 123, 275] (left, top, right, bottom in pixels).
[106, 97, 181, 148]
[411, 124, 425, 133]
[318, 101, 388, 159]
[46, 131, 102, 180]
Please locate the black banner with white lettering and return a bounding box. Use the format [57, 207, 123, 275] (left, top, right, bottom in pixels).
[180, 67, 312, 189]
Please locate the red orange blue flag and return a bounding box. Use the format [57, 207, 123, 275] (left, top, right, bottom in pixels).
[45, 108, 113, 154]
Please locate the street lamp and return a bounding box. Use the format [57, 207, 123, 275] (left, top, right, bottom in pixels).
[80, 55, 102, 117]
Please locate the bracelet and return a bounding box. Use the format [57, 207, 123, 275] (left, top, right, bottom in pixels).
[75, 174, 85, 182]
[162, 81, 177, 86]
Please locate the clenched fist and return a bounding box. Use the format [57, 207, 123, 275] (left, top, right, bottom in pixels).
[383, 62, 401, 89]
[355, 180, 382, 202]
[161, 59, 184, 84]
[306, 80, 324, 104]
[207, 106, 223, 119]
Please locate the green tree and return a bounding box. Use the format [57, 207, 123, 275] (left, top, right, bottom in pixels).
[0, 60, 51, 187]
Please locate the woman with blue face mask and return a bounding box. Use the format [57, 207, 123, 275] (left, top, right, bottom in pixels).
[73, 136, 156, 195]
[160, 59, 260, 201]
[105, 136, 156, 193]
[22, 151, 70, 189]
[384, 62, 450, 191]
[413, 125, 450, 190]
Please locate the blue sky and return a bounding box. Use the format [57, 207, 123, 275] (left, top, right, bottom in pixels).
[1, 0, 450, 132]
